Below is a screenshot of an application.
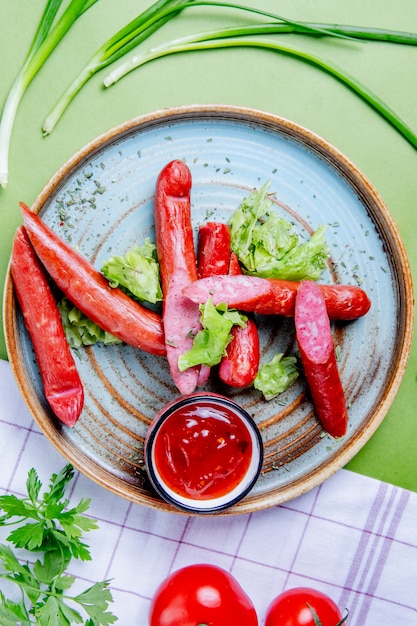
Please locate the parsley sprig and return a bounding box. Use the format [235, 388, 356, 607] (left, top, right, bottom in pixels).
[0, 464, 117, 625]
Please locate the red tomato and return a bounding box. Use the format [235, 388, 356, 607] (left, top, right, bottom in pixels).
[149, 563, 258, 626]
[265, 587, 347, 626]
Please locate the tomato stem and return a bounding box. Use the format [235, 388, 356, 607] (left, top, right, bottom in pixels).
[337, 608, 350, 624]
[307, 603, 349, 625]
[308, 603, 324, 626]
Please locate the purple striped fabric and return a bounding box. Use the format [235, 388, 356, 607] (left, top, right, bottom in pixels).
[1, 359, 416, 624]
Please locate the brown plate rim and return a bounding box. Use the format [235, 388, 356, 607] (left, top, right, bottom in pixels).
[3, 104, 414, 515]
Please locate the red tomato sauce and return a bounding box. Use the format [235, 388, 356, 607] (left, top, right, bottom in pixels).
[153, 400, 253, 500]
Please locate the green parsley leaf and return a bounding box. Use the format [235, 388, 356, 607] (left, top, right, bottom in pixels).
[0, 590, 31, 624]
[74, 581, 118, 624]
[35, 595, 71, 626]
[0, 543, 28, 576]
[0, 494, 37, 520]
[26, 468, 42, 506]
[43, 465, 74, 505]
[33, 551, 66, 586]
[7, 521, 44, 551]
[0, 465, 117, 625]
[0, 552, 41, 605]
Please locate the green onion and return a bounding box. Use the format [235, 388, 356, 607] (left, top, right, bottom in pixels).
[0, 0, 99, 188]
[103, 29, 417, 150]
[43, 0, 352, 136]
[3, 0, 417, 189]
[151, 20, 417, 48]
[148, 0, 417, 46]
[42, 0, 195, 135]
[176, 2, 358, 40]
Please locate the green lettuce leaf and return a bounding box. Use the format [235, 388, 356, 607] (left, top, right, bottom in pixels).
[58, 298, 122, 349]
[178, 299, 247, 371]
[101, 238, 162, 304]
[254, 353, 299, 400]
[230, 181, 329, 280]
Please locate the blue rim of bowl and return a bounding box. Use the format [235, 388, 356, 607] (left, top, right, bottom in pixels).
[144, 394, 264, 514]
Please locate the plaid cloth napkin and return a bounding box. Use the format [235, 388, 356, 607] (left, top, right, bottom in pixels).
[1, 358, 416, 625]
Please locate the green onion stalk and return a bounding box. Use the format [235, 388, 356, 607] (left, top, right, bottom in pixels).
[145, 0, 417, 44]
[42, 0, 197, 136]
[149, 16, 417, 47]
[0, 0, 99, 188]
[3, 0, 417, 189]
[42, 0, 350, 136]
[102, 26, 417, 151]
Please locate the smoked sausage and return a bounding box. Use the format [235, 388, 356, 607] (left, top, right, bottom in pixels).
[11, 226, 84, 426]
[20, 203, 166, 355]
[219, 252, 260, 388]
[295, 280, 348, 437]
[154, 160, 207, 393]
[183, 274, 371, 321]
[197, 221, 231, 278]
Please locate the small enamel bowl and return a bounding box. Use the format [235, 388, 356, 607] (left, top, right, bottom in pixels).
[144, 393, 263, 514]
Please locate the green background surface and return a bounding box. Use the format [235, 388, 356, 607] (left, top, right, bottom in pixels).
[1, 1, 416, 491]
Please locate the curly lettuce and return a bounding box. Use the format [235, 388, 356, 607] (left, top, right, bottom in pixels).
[101, 238, 162, 304]
[230, 181, 329, 281]
[58, 298, 122, 349]
[178, 299, 247, 371]
[254, 353, 299, 400]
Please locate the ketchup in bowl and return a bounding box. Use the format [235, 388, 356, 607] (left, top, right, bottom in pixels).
[145, 393, 263, 513]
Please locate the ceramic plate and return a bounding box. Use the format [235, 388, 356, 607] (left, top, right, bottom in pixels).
[4, 105, 414, 515]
